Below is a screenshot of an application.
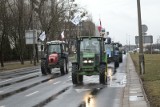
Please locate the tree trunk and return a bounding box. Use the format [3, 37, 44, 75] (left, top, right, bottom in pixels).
[36, 44, 39, 63]
[0, 49, 4, 67]
[0, 31, 5, 67]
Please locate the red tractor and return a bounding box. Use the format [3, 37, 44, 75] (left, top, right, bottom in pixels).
[41, 40, 69, 75]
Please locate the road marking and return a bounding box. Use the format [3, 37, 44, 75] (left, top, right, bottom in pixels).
[25, 91, 39, 97]
[75, 89, 90, 93]
[17, 71, 40, 79]
[0, 69, 40, 84]
[0, 79, 12, 84]
[53, 81, 61, 85]
[0, 91, 4, 93]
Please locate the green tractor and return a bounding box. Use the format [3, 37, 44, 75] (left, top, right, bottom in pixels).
[72, 36, 107, 85]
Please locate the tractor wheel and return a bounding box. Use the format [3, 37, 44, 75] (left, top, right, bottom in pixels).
[41, 66, 47, 75]
[72, 64, 78, 84]
[60, 59, 66, 75]
[65, 60, 69, 74]
[41, 60, 48, 75]
[114, 61, 119, 68]
[47, 68, 51, 74]
[99, 65, 106, 84]
[79, 75, 83, 84]
[119, 57, 123, 63]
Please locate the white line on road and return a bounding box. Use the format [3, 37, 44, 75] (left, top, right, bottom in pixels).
[0, 70, 40, 84]
[0, 91, 4, 94]
[17, 72, 40, 79]
[25, 91, 39, 97]
[0, 79, 12, 84]
[53, 81, 61, 85]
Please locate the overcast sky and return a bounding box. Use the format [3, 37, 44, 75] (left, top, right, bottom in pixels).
[76, 0, 160, 45]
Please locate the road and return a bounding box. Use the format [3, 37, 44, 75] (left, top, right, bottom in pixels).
[0, 55, 127, 107]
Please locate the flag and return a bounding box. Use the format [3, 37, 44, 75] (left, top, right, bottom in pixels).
[61, 31, 64, 39]
[99, 19, 102, 27]
[39, 31, 46, 41]
[71, 14, 81, 25]
[98, 19, 102, 32]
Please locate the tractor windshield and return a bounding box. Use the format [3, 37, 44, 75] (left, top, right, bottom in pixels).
[48, 44, 61, 54]
[105, 44, 113, 51]
[80, 38, 100, 54]
[105, 44, 113, 57]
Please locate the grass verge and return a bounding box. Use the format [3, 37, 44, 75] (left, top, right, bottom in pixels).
[0, 61, 39, 72]
[130, 53, 160, 107]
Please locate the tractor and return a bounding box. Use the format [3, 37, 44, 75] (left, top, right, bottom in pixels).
[104, 37, 114, 63]
[72, 36, 107, 85]
[41, 40, 69, 75]
[111, 42, 124, 68]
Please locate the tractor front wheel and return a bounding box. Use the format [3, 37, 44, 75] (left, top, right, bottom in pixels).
[114, 61, 119, 68]
[79, 75, 83, 84]
[99, 65, 106, 84]
[72, 64, 78, 84]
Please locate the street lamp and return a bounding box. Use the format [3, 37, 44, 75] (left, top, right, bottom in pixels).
[137, 0, 145, 74]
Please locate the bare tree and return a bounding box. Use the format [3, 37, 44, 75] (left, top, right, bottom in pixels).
[7, 0, 30, 64]
[0, 0, 9, 67]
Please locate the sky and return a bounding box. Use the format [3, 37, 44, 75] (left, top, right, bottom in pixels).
[76, 0, 160, 45]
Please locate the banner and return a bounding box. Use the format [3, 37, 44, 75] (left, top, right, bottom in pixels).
[71, 14, 81, 25]
[39, 31, 46, 41]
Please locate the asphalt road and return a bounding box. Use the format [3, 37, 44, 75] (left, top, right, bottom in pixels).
[0, 55, 127, 107]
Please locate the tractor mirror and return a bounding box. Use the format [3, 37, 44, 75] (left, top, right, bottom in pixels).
[41, 57, 46, 60]
[103, 38, 106, 41]
[41, 45, 44, 50]
[107, 54, 109, 58]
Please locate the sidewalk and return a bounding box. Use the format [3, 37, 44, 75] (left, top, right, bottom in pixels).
[123, 54, 150, 107]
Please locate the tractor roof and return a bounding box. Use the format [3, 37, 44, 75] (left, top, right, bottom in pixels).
[78, 36, 103, 38]
[46, 40, 66, 45]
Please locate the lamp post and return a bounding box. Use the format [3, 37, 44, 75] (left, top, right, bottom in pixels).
[137, 0, 145, 74]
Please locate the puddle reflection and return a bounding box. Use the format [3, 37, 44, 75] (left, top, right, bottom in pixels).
[79, 88, 102, 107]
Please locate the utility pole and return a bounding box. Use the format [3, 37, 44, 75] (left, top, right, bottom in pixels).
[129, 35, 130, 51]
[137, 0, 145, 74]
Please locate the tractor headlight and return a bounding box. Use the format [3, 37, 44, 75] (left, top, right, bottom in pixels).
[83, 60, 88, 63]
[88, 60, 94, 63]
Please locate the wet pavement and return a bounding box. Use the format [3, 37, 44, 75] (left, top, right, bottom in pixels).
[0, 54, 149, 107]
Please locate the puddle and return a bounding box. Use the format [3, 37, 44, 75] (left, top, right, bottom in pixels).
[33, 87, 69, 107]
[0, 73, 61, 100]
[129, 95, 144, 101]
[78, 88, 103, 107]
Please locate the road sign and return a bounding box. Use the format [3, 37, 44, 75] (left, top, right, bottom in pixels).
[142, 24, 148, 33]
[25, 30, 37, 44]
[135, 35, 153, 44]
